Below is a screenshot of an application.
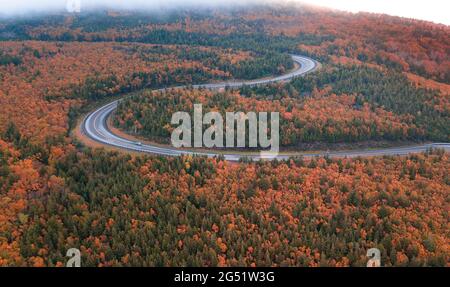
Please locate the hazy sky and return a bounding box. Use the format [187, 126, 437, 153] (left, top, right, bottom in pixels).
[301, 0, 449, 25]
[0, 0, 448, 25]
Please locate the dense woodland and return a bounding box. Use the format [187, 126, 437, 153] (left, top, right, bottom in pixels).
[1, 132, 448, 266]
[242, 65, 449, 142]
[2, 6, 448, 82]
[114, 61, 449, 147]
[0, 4, 449, 266]
[114, 88, 420, 147]
[0, 41, 290, 142]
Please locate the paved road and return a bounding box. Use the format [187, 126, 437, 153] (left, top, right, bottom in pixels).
[81, 55, 449, 161]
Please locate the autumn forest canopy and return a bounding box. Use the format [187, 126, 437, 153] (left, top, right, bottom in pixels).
[0, 4, 448, 267]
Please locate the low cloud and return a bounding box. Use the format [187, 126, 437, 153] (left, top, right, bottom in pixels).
[0, 0, 284, 16]
[1, 0, 447, 25]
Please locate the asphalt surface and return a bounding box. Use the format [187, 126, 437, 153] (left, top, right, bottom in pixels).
[81, 55, 449, 161]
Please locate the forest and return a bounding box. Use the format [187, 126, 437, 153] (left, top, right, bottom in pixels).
[241, 65, 449, 142]
[114, 88, 419, 147]
[0, 4, 448, 267]
[114, 62, 448, 147]
[2, 6, 448, 82]
[1, 128, 448, 266]
[0, 41, 291, 143]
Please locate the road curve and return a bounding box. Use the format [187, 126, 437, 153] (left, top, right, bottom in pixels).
[81, 55, 449, 161]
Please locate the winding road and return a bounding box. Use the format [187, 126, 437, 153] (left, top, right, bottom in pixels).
[81, 55, 450, 161]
